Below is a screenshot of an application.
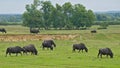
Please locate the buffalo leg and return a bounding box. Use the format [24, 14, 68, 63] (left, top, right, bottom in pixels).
[31, 52, 33, 55]
[100, 54, 102, 58]
[23, 51, 27, 55]
[50, 47, 53, 50]
[106, 55, 108, 58]
[47, 47, 49, 50]
[72, 49, 75, 52]
[16, 53, 18, 56]
[9, 53, 11, 56]
[5, 52, 8, 57]
[82, 49, 83, 53]
[42, 47, 45, 50]
[78, 49, 81, 53]
[97, 53, 100, 58]
[20, 52, 22, 56]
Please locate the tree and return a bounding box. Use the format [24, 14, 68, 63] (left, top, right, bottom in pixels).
[50, 4, 64, 29]
[62, 2, 73, 29]
[99, 22, 109, 29]
[40, 1, 54, 29]
[22, 0, 95, 30]
[72, 4, 87, 29]
[22, 0, 43, 28]
[85, 10, 95, 27]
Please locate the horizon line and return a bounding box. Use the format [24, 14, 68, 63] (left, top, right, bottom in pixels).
[0, 10, 120, 14]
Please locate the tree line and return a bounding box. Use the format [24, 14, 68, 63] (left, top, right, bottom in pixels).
[95, 11, 120, 25]
[0, 12, 120, 26]
[0, 0, 120, 28]
[22, 0, 95, 30]
[0, 14, 22, 25]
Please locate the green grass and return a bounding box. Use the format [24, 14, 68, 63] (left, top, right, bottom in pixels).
[0, 25, 120, 34]
[0, 39, 120, 68]
[0, 25, 120, 68]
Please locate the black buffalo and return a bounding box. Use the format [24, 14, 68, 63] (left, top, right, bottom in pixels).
[23, 44, 38, 55]
[91, 30, 97, 33]
[5, 46, 24, 57]
[97, 48, 113, 58]
[42, 40, 56, 50]
[30, 28, 39, 34]
[0, 28, 6, 33]
[73, 43, 88, 52]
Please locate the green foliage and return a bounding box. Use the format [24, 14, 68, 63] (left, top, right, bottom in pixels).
[41, 1, 54, 29]
[99, 22, 109, 28]
[0, 14, 22, 25]
[95, 11, 120, 21]
[51, 4, 65, 29]
[22, 0, 43, 28]
[95, 11, 120, 25]
[22, 0, 95, 30]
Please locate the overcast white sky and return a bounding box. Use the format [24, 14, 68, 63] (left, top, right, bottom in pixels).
[0, 0, 120, 14]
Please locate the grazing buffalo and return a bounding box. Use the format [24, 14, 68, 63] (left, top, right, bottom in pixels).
[91, 30, 97, 33]
[0, 28, 6, 33]
[42, 40, 56, 50]
[23, 44, 38, 55]
[73, 43, 88, 52]
[5, 46, 24, 57]
[30, 28, 39, 34]
[97, 48, 113, 58]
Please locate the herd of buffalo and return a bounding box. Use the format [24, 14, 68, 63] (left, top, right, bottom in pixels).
[0, 28, 97, 34]
[0, 28, 40, 34]
[5, 40, 114, 58]
[0, 28, 113, 58]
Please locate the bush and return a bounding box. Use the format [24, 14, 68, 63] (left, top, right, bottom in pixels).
[97, 27, 107, 30]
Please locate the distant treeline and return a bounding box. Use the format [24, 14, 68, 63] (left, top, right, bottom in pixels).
[0, 14, 22, 25]
[0, 11, 120, 25]
[94, 11, 120, 25]
[95, 11, 120, 21]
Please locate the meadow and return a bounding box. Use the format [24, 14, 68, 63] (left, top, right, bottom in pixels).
[0, 25, 120, 68]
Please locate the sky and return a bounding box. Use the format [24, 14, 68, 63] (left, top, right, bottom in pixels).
[0, 0, 120, 14]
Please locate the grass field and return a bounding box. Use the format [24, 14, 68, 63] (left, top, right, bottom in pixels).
[0, 25, 120, 34]
[0, 25, 120, 68]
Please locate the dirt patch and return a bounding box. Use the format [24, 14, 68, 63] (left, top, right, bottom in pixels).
[0, 34, 79, 41]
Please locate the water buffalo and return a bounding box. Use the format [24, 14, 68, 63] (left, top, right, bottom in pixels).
[0, 28, 6, 33]
[5, 46, 24, 57]
[42, 40, 56, 50]
[23, 44, 38, 55]
[91, 30, 97, 33]
[73, 43, 88, 53]
[30, 28, 39, 34]
[97, 48, 113, 58]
